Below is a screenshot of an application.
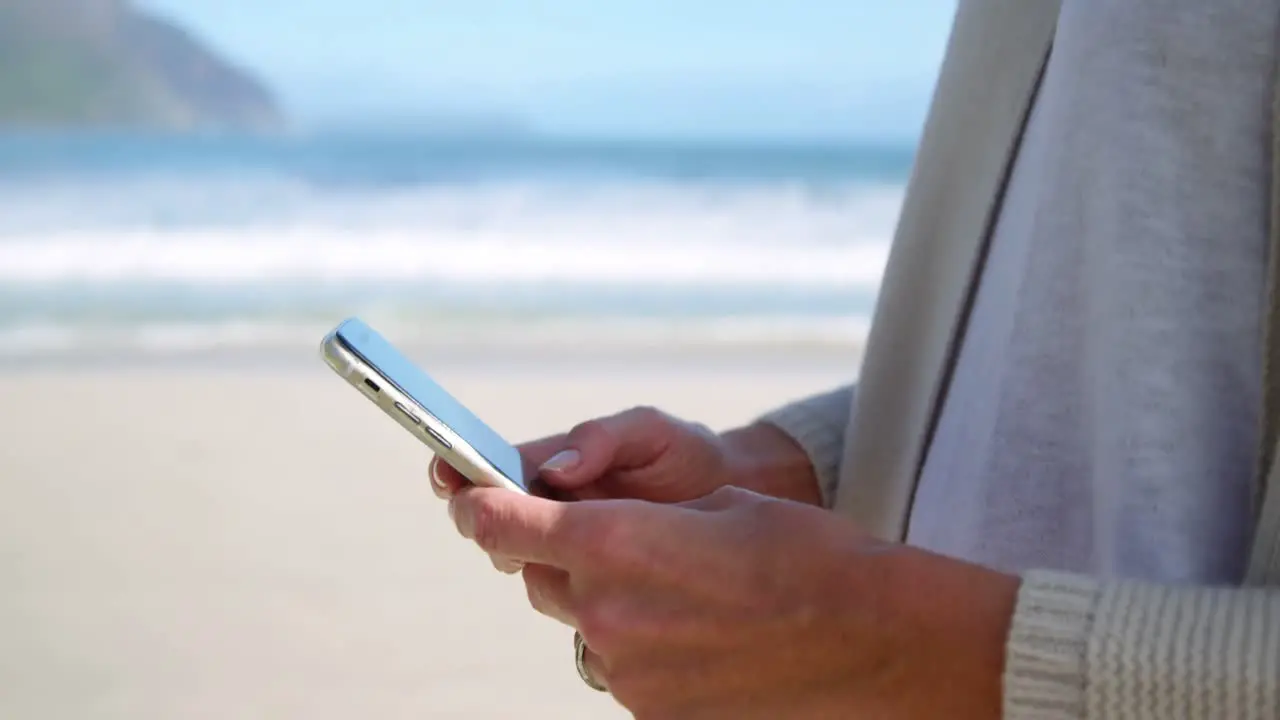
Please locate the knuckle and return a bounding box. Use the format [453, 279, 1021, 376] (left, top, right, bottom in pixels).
[623, 405, 679, 442]
[708, 484, 739, 500]
[566, 418, 598, 439]
[687, 483, 743, 509]
[714, 484, 757, 506]
[569, 417, 616, 452]
[576, 599, 626, 659]
[578, 511, 641, 570]
[625, 405, 667, 426]
[685, 420, 721, 449]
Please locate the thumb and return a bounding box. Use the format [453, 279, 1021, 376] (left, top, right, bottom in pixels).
[532, 408, 673, 491]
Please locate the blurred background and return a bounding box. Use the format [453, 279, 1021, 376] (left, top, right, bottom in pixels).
[0, 1, 953, 717]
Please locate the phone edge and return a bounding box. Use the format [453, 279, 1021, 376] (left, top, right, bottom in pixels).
[319, 325, 529, 495]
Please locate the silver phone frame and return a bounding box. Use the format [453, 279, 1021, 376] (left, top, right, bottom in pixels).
[320, 327, 528, 495]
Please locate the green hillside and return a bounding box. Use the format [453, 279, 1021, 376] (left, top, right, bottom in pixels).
[0, 0, 283, 131]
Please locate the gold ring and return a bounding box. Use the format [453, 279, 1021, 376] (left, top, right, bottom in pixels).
[573, 631, 607, 692]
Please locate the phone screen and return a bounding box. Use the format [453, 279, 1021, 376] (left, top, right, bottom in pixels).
[335, 318, 527, 491]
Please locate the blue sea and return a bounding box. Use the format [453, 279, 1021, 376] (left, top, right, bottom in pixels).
[0, 133, 911, 360]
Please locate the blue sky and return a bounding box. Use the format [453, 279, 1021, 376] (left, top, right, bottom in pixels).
[141, 1, 956, 140]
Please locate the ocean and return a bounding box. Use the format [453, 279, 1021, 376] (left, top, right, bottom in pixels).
[0, 133, 911, 361]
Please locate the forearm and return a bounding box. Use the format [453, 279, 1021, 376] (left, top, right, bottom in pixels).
[1005, 571, 1280, 719]
[753, 384, 856, 507]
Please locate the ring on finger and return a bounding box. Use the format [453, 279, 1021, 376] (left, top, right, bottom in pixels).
[574, 631, 607, 692]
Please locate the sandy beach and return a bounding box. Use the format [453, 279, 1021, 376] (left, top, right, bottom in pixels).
[0, 354, 851, 718]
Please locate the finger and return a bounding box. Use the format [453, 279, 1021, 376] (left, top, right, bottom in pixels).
[536, 407, 673, 490]
[449, 486, 586, 568]
[515, 434, 601, 500]
[516, 433, 571, 473]
[429, 456, 471, 498]
[522, 563, 576, 626]
[429, 459, 451, 499]
[579, 642, 609, 691]
[491, 554, 527, 575]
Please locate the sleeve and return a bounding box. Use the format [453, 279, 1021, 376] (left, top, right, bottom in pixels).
[1003, 570, 1280, 719]
[756, 385, 855, 508]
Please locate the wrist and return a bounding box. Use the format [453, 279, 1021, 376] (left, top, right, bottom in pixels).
[719, 422, 823, 505]
[874, 548, 1021, 719]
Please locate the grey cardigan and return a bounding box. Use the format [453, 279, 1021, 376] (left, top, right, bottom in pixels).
[761, 1, 1280, 717]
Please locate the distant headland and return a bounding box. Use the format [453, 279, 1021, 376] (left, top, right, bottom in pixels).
[0, 0, 283, 132]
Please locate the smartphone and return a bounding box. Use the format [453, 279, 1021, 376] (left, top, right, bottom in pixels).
[320, 317, 529, 494]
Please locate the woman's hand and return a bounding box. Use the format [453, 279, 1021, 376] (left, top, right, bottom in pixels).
[433, 407, 820, 505]
[448, 484, 1020, 720]
[430, 407, 822, 573]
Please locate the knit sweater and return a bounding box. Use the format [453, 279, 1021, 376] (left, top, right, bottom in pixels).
[766, 384, 1280, 718]
[759, 1, 1280, 716]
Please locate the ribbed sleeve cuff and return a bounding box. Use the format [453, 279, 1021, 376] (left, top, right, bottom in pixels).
[757, 385, 854, 508]
[1004, 571, 1100, 719]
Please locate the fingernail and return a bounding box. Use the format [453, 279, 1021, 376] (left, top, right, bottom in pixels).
[429, 463, 449, 495]
[493, 556, 526, 575]
[540, 449, 581, 474]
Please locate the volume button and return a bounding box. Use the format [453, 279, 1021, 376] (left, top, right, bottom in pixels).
[423, 425, 452, 449]
[393, 402, 421, 425]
